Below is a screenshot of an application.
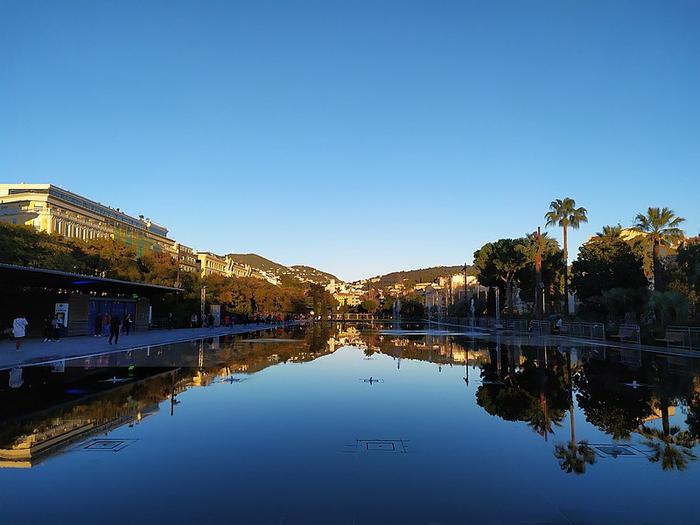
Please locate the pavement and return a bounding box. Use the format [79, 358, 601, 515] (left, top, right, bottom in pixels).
[426, 319, 700, 358]
[0, 323, 289, 370]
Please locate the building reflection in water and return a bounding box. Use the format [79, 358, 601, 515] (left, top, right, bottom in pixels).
[1, 322, 700, 474]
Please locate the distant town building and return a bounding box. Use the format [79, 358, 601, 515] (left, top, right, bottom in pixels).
[197, 252, 230, 277]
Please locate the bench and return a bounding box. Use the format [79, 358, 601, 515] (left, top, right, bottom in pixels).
[657, 327, 700, 350]
[610, 323, 641, 344]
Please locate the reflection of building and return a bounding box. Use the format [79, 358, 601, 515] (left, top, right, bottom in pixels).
[0, 183, 194, 273]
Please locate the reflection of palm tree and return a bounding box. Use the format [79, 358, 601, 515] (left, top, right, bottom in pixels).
[638, 425, 698, 471]
[554, 441, 596, 475]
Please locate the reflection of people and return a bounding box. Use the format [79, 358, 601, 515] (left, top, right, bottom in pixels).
[9, 367, 24, 388]
[12, 316, 28, 351]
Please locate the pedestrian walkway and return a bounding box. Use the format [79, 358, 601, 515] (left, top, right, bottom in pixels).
[0, 323, 288, 370]
[428, 319, 700, 358]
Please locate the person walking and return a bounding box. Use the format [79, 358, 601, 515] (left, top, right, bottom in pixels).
[108, 314, 121, 345]
[190, 313, 198, 328]
[43, 314, 53, 342]
[94, 313, 103, 337]
[51, 314, 62, 341]
[102, 312, 111, 336]
[12, 316, 29, 351]
[123, 313, 132, 335]
[167, 312, 174, 330]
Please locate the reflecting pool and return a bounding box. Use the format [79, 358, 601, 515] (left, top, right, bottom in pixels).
[1, 323, 700, 524]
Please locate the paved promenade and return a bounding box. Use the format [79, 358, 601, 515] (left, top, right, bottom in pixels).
[0, 323, 286, 370]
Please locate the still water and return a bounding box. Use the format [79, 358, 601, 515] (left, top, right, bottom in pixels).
[1, 323, 699, 524]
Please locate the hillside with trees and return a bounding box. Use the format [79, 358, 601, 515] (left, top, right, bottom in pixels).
[369, 265, 472, 288]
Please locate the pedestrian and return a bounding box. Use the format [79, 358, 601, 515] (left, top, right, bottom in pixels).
[51, 314, 62, 340]
[94, 313, 103, 337]
[207, 313, 214, 328]
[108, 314, 121, 345]
[44, 314, 53, 342]
[12, 316, 29, 351]
[167, 312, 174, 330]
[102, 312, 111, 336]
[190, 313, 198, 328]
[123, 313, 132, 335]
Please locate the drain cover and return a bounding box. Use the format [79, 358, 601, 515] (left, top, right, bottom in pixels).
[590, 444, 649, 458]
[81, 438, 136, 452]
[343, 439, 408, 454]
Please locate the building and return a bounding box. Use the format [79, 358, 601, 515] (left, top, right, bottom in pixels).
[334, 291, 362, 307]
[0, 263, 181, 337]
[197, 252, 230, 277]
[0, 183, 195, 274]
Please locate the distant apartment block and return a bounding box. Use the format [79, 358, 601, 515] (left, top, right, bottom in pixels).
[0, 183, 196, 273]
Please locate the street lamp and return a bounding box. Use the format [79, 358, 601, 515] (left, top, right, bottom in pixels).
[200, 285, 207, 323]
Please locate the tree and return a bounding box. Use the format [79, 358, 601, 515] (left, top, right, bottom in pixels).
[571, 236, 648, 305]
[632, 207, 685, 291]
[595, 224, 623, 241]
[554, 442, 596, 475]
[675, 240, 700, 317]
[638, 425, 697, 471]
[473, 239, 529, 314]
[358, 300, 378, 313]
[545, 197, 588, 313]
[516, 232, 565, 309]
[400, 298, 424, 319]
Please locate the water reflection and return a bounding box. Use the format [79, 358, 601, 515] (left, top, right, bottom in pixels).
[2, 322, 700, 480]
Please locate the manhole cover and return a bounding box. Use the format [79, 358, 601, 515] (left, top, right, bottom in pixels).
[343, 439, 408, 454]
[81, 438, 136, 452]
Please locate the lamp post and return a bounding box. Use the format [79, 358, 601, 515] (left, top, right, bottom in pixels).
[200, 285, 207, 324]
[534, 227, 545, 319]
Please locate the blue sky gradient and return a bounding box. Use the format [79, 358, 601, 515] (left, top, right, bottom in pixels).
[2, 1, 699, 281]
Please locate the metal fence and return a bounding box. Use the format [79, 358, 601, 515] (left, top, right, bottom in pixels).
[565, 321, 606, 341]
[665, 326, 700, 351]
[611, 323, 641, 344]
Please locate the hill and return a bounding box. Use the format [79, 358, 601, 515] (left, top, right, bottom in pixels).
[368, 265, 473, 288]
[226, 253, 339, 286]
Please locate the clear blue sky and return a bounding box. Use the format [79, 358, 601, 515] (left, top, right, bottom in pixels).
[2, 1, 698, 281]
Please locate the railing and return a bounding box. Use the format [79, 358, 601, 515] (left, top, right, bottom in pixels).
[610, 323, 641, 344]
[529, 320, 551, 337]
[565, 321, 606, 341]
[665, 326, 700, 351]
[331, 313, 375, 321]
[503, 319, 529, 332]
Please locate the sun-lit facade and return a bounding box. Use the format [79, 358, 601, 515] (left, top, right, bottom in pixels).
[0, 183, 195, 272]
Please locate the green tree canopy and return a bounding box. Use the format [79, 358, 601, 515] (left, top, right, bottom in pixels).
[571, 236, 648, 302]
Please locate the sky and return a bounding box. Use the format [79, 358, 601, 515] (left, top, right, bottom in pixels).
[1, 1, 699, 281]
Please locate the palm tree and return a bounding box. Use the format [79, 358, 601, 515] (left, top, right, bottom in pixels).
[553, 350, 596, 474]
[633, 207, 685, 290]
[545, 198, 588, 313]
[638, 424, 697, 471]
[554, 441, 596, 475]
[595, 224, 623, 241]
